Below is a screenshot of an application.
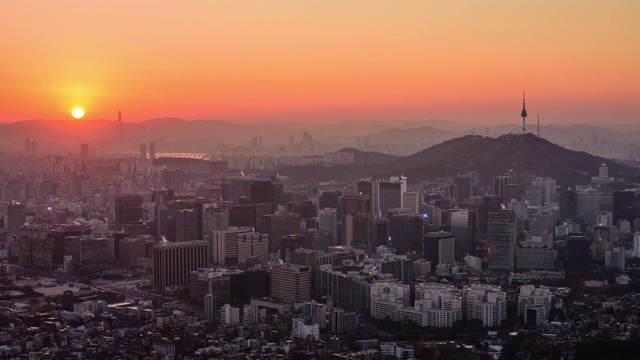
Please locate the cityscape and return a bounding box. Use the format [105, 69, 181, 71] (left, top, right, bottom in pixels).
[2, 2, 640, 360]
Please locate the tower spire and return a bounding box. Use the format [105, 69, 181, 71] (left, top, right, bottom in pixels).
[521, 92, 527, 133]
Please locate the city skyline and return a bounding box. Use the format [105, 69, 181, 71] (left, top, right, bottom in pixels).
[2, 1, 639, 124]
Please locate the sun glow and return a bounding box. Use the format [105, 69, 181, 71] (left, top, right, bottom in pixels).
[71, 108, 85, 119]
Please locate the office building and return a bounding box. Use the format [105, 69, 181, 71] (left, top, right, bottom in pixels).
[118, 237, 148, 267]
[270, 264, 312, 302]
[153, 240, 208, 294]
[202, 206, 229, 240]
[7, 203, 26, 235]
[402, 192, 419, 215]
[605, 247, 626, 270]
[211, 227, 253, 265]
[237, 232, 269, 265]
[250, 176, 283, 213]
[161, 168, 184, 193]
[114, 195, 144, 226]
[149, 141, 156, 160]
[379, 180, 403, 214]
[319, 208, 338, 239]
[450, 209, 476, 259]
[613, 190, 635, 224]
[280, 234, 305, 261]
[139, 143, 147, 159]
[487, 209, 517, 271]
[175, 208, 198, 242]
[357, 179, 380, 215]
[566, 234, 590, 271]
[188, 268, 231, 307]
[389, 214, 423, 255]
[577, 188, 599, 226]
[260, 213, 300, 253]
[493, 176, 510, 197]
[345, 213, 374, 250]
[421, 231, 455, 270]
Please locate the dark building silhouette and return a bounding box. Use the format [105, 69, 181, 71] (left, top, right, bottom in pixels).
[260, 213, 301, 253]
[319, 190, 341, 209]
[450, 209, 477, 258]
[161, 168, 184, 193]
[280, 234, 306, 261]
[389, 214, 423, 255]
[149, 141, 156, 160]
[566, 234, 590, 272]
[250, 176, 283, 213]
[229, 204, 257, 228]
[482, 196, 503, 233]
[613, 190, 635, 223]
[175, 208, 198, 242]
[453, 176, 472, 203]
[114, 195, 144, 226]
[560, 189, 578, 222]
[7, 203, 26, 235]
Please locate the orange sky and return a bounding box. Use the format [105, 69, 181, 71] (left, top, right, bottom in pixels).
[1, 1, 639, 124]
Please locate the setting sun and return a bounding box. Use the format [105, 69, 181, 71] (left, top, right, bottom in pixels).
[71, 108, 85, 119]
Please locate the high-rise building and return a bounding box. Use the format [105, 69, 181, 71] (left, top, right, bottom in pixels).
[118, 237, 148, 267]
[605, 247, 626, 270]
[453, 176, 472, 203]
[319, 208, 338, 240]
[487, 209, 517, 271]
[566, 234, 590, 271]
[559, 189, 578, 222]
[153, 240, 208, 294]
[149, 141, 156, 160]
[613, 191, 635, 224]
[577, 188, 599, 226]
[319, 190, 340, 209]
[117, 110, 123, 143]
[175, 208, 198, 242]
[114, 195, 144, 226]
[357, 179, 380, 215]
[161, 169, 184, 193]
[379, 180, 403, 215]
[202, 206, 229, 240]
[139, 143, 147, 159]
[237, 232, 269, 265]
[250, 176, 283, 213]
[7, 202, 26, 235]
[211, 227, 253, 265]
[482, 196, 503, 233]
[280, 234, 305, 261]
[422, 231, 455, 270]
[493, 176, 511, 198]
[389, 214, 423, 255]
[270, 264, 312, 302]
[345, 213, 374, 250]
[634, 232, 640, 258]
[260, 213, 300, 253]
[450, 209, 476, 259]
[402, 192, 419, 215]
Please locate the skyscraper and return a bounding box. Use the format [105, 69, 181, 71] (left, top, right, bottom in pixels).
[7, 202, 26, 235]
[139, 143, 147, 159]
[487, 209, 517, 271]
[149, 141, 156, 160]
[175, 209, 198, 242]
[211, 227, 253, 265]
[260, 213, 301, 253]
[389, 214, 423, 255]
[117, 110, 123, 143]
[161, 168, 184, 193]
[153, 240, 208, 294]
[577, 188, 598, 226]
[237, 232, 269, 265]
[450, 209, 476, 259]
[422, 231, 455, 270]
[114, 195, 144, 226]
[566, 234, 590, 272]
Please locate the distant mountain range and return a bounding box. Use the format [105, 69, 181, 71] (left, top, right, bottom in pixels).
[2, 118, 640, 150]
[279, 133, 639, 185]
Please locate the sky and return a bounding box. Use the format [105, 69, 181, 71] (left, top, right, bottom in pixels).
[1, 1, 639, 124]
